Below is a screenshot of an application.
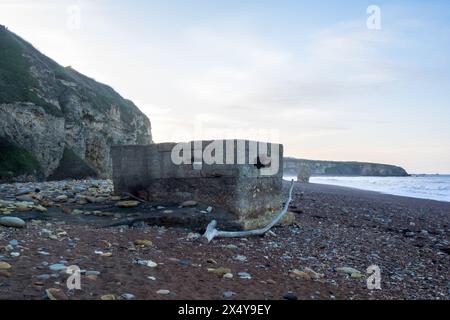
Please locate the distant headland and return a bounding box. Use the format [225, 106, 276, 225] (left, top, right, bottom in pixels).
[284, 157, 409, 177]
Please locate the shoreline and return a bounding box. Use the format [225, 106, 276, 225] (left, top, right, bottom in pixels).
[296, 181, 450, 205]
[283, 175, 450, 204]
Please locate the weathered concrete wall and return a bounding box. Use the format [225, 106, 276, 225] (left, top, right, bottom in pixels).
[111, 140, 289, 229]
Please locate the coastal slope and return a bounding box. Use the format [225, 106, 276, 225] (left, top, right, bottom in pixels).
[0, 25, 152, 181]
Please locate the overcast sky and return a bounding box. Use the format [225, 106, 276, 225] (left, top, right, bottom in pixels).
[1, 0, 450, 173]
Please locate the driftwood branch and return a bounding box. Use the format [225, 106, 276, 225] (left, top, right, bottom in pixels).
[203, 180, 295, 243]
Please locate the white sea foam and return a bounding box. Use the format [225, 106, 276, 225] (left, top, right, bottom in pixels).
[283, 175, 450, 203]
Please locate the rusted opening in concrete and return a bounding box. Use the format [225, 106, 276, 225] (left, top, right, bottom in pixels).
[254, 156, 271, 169]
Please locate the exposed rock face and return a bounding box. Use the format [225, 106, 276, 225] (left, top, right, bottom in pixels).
[0, 26, 152, 180]
[284, 157, 409, 177]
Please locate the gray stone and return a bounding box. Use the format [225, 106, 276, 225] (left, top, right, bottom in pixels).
[233, 255, 247, 262]
[336, 267, 362, 278]
[36, 274, 51, 280]
[49, 264, 67, 272]
[121, 293, 135, 300]
[0, 217, 26, 228]
[16, 195, 35, 202]
[15, 188, 32, 196]
[156, 289, 170, 295]
[223, 291, 236, 298]
[283, 292, 298, 300]
[238, 272, 252, 279]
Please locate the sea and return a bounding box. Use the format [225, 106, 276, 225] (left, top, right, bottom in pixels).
[283, 175, 450, 203]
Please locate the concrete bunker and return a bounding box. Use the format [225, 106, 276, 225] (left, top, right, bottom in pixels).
[111, 140, 294, 230]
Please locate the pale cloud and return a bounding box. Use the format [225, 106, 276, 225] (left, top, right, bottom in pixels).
[2, 1, 448, 173]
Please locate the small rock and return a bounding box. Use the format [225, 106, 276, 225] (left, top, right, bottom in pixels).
[134, 259, 158, 268]
[46, 288, 68, 300]
[0, 216, 26, 228]
[290, 269, 311, 280]
[116, 201, 140, 208]
[40, 229, 53, 238]
[0, 271, 11, 278]
[336, 267, 362, 276]
[36, 274, 51, 280]
[283, 292, 298, 300]
[223, 273, 233, 279]
[223, 291, 236, 298]
[49, 264, 67, 272]
[0, 262, 11, 270]
[15, 188, 31, 196]
[233, 255, 247, 262]
[181, 200, 198, 207]
[34, 205, 47, 213]
[121, 293, 135, 300]
[337, 267, 363, 278]
[187, 233, 201, 240]
[156, 289, 170, 295]
[55, 195, 68, 202]
[61, 207, 72, 214]
[238, 272, 252, 279]
[290, 268, 323, 280]
[179, 260, 190, 266]
[208, 267, 232, 276]
[71, 209, 83, 215]
[16, 195, 34, 202]
[134, 239, 153, 247]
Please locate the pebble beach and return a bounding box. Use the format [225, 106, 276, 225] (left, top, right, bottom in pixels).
[0, 179, 449, 300]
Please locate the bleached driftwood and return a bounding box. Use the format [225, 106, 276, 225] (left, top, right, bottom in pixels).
[202, 180, 295, 243]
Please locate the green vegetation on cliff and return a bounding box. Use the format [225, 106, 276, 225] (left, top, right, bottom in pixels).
[0, 25, 145, 122]
[0, 26, 63, 117]
[0, 145, 41, 180]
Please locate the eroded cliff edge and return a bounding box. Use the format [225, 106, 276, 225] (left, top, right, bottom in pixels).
[0, 26, 152, 181]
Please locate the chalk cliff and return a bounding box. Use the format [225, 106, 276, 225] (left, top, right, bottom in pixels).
[0, 25, 152, 181]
